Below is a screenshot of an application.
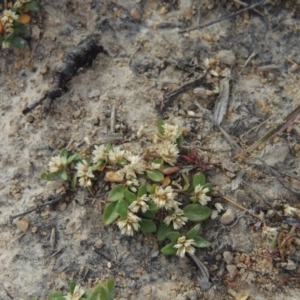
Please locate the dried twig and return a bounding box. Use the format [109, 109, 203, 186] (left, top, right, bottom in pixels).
[179, 0, 269, 34]
[9, 192, 67, 223]
[110, 105, 116, 133]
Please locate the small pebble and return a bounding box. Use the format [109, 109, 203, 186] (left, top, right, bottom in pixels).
[226, 264, 238, 279]
[131, 7, 142, 20]
[26, 115, 34, 123]
[107, 261, 112, 269]
[223, 251, 233, 264]
[216, 50, 236, 66]
[220, 208, 236, 225]
[17, 217, 29, 232]
[88, 89, 101, 98]
[59, 203, 67, 211]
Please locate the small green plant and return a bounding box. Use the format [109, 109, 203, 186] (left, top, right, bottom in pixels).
[48, 279, 115, 300]
[0, 0, 39, 48]
[42, 117, 213, 257]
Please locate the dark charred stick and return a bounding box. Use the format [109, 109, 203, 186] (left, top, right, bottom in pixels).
[9, 192, 66, 223]
[179, 0, 268, 34]
[22, 34, 108, 116]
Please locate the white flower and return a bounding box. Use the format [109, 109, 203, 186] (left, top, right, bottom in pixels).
[1, 10, 19, 26]
[162, 123, 180, 142]
[92, 145, 108, 163]
[14, 0, 31, 8]
[65, 285, 85, 300]
[149, 162, 161, 170]
[284, 204, 298, 216]
[128, 194, 150, 213]
[194, 184, 211, 205]
[126, 178, 139, 192]
[156, 140, 179, 165]
[75, 160, 95, 188]
[48, 155, 67, 173]
[151, 186, 177, 210]
[214, 203, 224, 213]
[164, 208, 188, 230]
[119, 155, 146, 179]
[108, 147, 125, 164]
[174, 236, 197, 258]
[117, 212, 141, 236]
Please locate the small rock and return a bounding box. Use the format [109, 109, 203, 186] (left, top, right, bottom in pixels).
[59, 203, 67, 211]
[94, 239, 104, 249]
[73, 110, 81, 119]
[88, 89, 101, 98]
[282, 259, 297, 270]
[107, 261, 112, 269]
[17, 216, 29, 232]
[184, 290, 198, 300]
[223, 251, 233, 264]
[226, 264, 238, 279]
[131, 7, 142, 20]
[150, 250, 159, 259]
[216, 50, 236, 66]
[92, 117, 100, 125]
[220, 208, 236, 225]
[26, 115, 34, 123]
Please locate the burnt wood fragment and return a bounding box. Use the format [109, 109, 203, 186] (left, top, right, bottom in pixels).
[22, 34, 108, 116]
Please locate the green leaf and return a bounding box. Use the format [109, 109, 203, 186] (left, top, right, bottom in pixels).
[9, 36, 27, 48]
[157, 222, 173, 241]
[183, 204, 211, 222]
[67, 153, 82, 164]
[12, 22, 27, 35]
[86, 283, 103, 300]
[99, 285, 109, 300]
[161, 243, 177, 256]
[176, 135, 183, 147]
[194, 236, 211, 248]
[149, 184, 157, 194]
[140, 219, 156, 233]
[115, 199, 128, 218]
[146, 170, 164, 182]
[141, 210, 155, 219]
[41, 172, 60, 181]
[71, 175, 77, 188]
[190, 196, 197, 203]
[48, 292, 65, 300]
[69, 281, 76, 294]
[26, 0, 39, 12]
[2, 40, 11, 49]
[108, 184, 126, 202]
[106, 279, 116, 300]
[147, 201, 158, 212]
[124, 190, 136, 203]
[186, 224, 201, 239]
[166, 231, 181, 243]
[157, 116, 165, 135]
[138, 185, 147, 197]
[193, 172, 206, 188]
[103, 202, 118, 225]
[59, 149, 68, 158]
[59, 170, 68, 181]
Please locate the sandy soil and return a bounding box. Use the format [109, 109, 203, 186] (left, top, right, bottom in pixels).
[0, 1, 300, 299]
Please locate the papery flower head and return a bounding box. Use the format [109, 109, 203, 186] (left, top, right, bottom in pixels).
[162, 123, 180, 142]
[128, 194, 150, 213]
[1, 10, 19, 26]
[65, 284, 85, 300]
[151, 186, 177, 210]
[108, 147, 126, 164]
[48, 155, 67, 173]
[194, 184, 211, 205]
[174, 236, 196, 257]
[156, 140, 179, 166]
[284, 204, 298, 216]
[14, 0, 31, 8]
[117, 212, 141, 236]
[92, 145, 108, 163]
[164, 208, 188, 230]
[126, 178, 139, 192]
[75, 160, 95, 188]
[118, 155, 146, 179]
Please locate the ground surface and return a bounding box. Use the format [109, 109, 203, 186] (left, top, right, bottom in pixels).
[0, 0, 300, 299]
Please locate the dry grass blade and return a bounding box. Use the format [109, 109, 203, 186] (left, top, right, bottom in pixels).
[214, 78, 230, 125]
[234, 105, 300, 159]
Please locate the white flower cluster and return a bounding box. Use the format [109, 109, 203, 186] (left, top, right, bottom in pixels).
[14, 0, 31, 8]
[1, 10, 19, 33]
[174, 236, 196, 257]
